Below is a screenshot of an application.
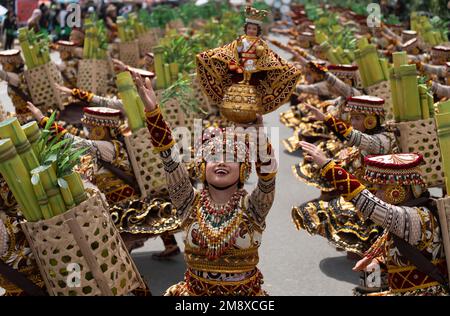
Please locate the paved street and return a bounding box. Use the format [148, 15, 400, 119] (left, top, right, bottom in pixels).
[0, 34, 360, 296]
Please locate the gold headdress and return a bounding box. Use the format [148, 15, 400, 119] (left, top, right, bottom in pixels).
[245, 6, 269, 26]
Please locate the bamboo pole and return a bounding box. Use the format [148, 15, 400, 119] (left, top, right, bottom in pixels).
[0, 117, 39, 173]
[21, 121, 41, 157]
[116, 71, 145, 132]
[58, 178, 75, 209]
[399, 64, 421, 121]
[0, 139, 42, 221]
[31, 164, 66, 216]
[153, 46, 166, 90]
[31, 173, 54, 219]
[62, 172, 87, 205]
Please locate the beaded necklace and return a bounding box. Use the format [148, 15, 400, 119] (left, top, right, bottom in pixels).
[196, 189, 245, 260]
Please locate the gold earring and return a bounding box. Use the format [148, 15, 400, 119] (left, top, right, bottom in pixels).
[364, 114, 377, 130]
[90, 126, 106, 140]
[239, 164, 245, 184]
[385, 185, 407, 205]
[198, 161, 206, 183]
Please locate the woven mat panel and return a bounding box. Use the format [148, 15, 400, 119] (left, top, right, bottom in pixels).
[138, 31, 158, 57]
[77, 59, 109, 96]
[366, 80, 394, 122]
[24, 62, 64, 110]
[21, 193, 144, 296]
[119, 41, 140, 68]
[396, 118, 445, 187]
[124, 127, 168, 199]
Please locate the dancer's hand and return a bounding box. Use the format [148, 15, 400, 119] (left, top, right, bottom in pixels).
[132, 70, 157, 112]
[55, 83, 72, 97]
[299, 141, 329, 168]
[112, 58, 128, 72]
[353, 256, 379, 272]
[27, 101, 44, 122]
[304, 103, 326, 121]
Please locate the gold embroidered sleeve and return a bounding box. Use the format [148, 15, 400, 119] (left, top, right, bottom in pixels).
[145, 107, 176, 152]
[320, 160, 365, 201]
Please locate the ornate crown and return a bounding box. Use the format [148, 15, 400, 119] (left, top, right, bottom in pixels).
[245, 6, 269, 25]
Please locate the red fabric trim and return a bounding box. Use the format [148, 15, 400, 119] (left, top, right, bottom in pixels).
[364, 154, 424, 169]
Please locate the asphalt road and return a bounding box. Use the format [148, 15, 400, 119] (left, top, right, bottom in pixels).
[0, 34, 360, 296]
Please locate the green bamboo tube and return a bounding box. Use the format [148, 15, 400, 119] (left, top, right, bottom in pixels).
[116, 71, 145, 131]
[379, 58, 389, 81]
[18, 28, 34, 68]
[0, 117, 39, 173]
[334, 47, 345, 64]
[321, 42, 338, 64]
[360, 45, 385, 86]
[84, 29, 92, 59]
[393, 68, 405, 121]
[169, 63, 179, 83]
[357, 37, 369, 50]
[134, 94, 146, 123]
[389, 68, 401, 121]
[435, 109, 450, 192]
[118, 22, 127, 42]
[153, 46, 166, 90]
[418, 84, 429, 119]
[315, 30, 327, 44]
[0, 139, 42, 221]
[427, 93, 435, 117]
[399, 64, 421, 121]
[58, 178, 75, 209]
[31, 173, 54, 219]
[354, 50, 369, 88]
[21, 121, 41, 157]
[393, 52, 408, 68]
[62, 172, 86, 205]
[164, 63, 171, 87]
[31, 164, 66, 216]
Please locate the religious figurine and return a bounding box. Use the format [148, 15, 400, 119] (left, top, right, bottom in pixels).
[196, 6, 301, 124]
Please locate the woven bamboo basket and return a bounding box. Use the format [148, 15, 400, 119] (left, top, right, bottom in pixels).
[24, 62, 64, 111]
[77, 59, 109, 96]
[395, 118, 445, 187]
[436, 196, 450, 279]
[119, 40, 140, 68]
[138, 31, 158, 57]
[124, 127, 168, 199]
[21, 192, 144, 296]
[366, 80, 394, 122]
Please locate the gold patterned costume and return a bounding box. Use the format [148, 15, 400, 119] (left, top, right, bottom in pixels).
[145, 106, 277, 296]
[0, 178, 45, 296]
[292, 96, 397, 255]
[196, 35, 301, 116]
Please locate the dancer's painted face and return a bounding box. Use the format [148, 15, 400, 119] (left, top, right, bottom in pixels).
[205, 162, 240, 189]
[350, 112, 366, 132]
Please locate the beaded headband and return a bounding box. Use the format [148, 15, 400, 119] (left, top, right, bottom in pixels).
[345, 95, 385, 116]
[81, 107, 122, 128]
[364, 153, 425, 186]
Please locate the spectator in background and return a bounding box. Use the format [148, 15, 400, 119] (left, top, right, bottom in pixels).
[27, 8, 42, 33]
[38, 3, 50, 31]
[4, 9, 17, 50]
[105, 4, 118, 42]
[58, 4, 71, 40]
